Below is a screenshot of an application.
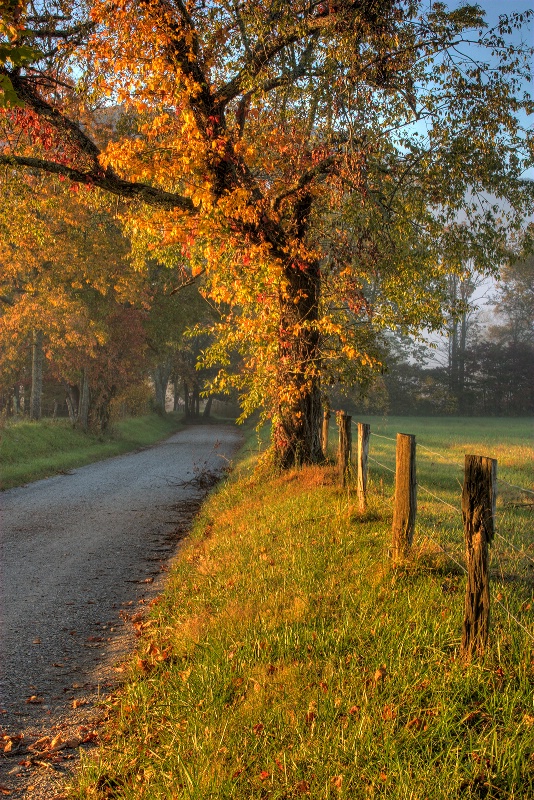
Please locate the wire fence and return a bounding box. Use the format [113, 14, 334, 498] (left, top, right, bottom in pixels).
[347, 417, 534, 645]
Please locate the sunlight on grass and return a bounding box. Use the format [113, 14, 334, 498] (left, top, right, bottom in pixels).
[70, 419, 534, 799]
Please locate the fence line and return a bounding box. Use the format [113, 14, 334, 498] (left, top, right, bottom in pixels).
[362, 423, 533, 496]
[338, 414, 533, 654]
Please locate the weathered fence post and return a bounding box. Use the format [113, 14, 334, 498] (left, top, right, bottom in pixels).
[322, 408, 331, 457]
[337, 411, 352, 485]
[357, 422, 370, 513]
[461, 455, 497, 659]
[392, 433, 417, 560]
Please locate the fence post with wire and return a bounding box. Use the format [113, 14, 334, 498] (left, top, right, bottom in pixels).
[461, 454, 497, 660]
[391, 433, 417, 561]
[346, 416, 533, 656]
[357, 422, 370, 513]
[322, 408, 331, 458]
[337, 411, 352, 486]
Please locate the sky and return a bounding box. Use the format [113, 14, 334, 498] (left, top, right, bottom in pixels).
[420, 3, 533, 354]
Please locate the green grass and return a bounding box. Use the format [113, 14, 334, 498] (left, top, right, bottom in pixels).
[70, 418, 534, 799]
[0, 414, 185, 489]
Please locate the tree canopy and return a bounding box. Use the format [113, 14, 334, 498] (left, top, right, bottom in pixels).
[1, 0, 532, 463]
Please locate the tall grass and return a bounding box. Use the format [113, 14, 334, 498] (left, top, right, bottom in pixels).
[70, 417, 534, 800]
[0, 414, 184, 489]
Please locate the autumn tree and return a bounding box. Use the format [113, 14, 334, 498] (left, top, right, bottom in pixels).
[0, 169, 151, 429]
[1, 1, 532, 465]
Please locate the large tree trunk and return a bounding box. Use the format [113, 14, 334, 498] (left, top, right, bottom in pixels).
[78, 368, 90, 431]
[173, 379, 181, 411]
[152, 362, 172, 415]
[183, 381, 191, 418]
[11, 384, 21, 416]
[193, 386, 200, 417]
[30, 329, 44, 421]
[273, 257, 323, 469]
[203, 395, 213, 418]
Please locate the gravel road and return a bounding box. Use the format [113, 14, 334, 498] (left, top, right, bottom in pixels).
[0, 424, 242, 798]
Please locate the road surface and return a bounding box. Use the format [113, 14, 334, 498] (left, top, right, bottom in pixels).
[0, 424, 242, 797]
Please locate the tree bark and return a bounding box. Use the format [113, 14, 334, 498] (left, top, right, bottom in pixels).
[193, 386, 200, 417]
[78, 368, 90, 431]
[12, 384, 21, 416]
[30, 329, 44, 421]
[153, 362, 172, 415]
[203, 396, 213, 418]
[173, 379, 181, 411]
[65, 382, 80, 425]
[183, 381, 191, 418]
[273, 257, 322, 469]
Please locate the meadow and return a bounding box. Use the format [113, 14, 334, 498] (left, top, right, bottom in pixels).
[62, 416, 533, 798]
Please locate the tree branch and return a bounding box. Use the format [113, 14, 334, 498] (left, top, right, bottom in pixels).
[0, 155, 197, 211]
[272, 154, 338, 212]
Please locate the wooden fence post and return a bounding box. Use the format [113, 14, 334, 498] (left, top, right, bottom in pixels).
[461, 455, 497, 659]
[392, 433, 417, 560]
[337, 411, 352, 485]
[357, 422, 370, 512]
[322, 408, 331, 457]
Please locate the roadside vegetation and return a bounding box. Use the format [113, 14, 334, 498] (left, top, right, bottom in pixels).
[0, 414, 184, 490]
[71, 417, 534, 800]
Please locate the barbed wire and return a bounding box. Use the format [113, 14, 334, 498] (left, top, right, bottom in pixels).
[498, 478, 534, 496]
[494, 532, 534, 567]
[368, 430, 397, 442]
[493, 538, 534, 643]
[368, 455, 396, 475]
[417, 483, 462, 514]
[417, 443, 464, 469]
[418, 529, 467, 574]
[494, 599, 534, 643]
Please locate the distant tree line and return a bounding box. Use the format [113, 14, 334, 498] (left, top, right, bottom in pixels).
[380, 255, 534, 416]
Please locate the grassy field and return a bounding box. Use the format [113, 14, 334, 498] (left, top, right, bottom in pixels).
[70, 417, 533, 799]
[0, 414, 184, 489]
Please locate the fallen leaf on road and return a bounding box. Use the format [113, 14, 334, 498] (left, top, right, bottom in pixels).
[26, 695, 44, 704]
[28, 737, 51, 752]
[49, 734, 82, 752]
